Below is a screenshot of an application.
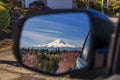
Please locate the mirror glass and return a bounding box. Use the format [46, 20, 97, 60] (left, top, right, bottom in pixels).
[19, 12, 90, 74]
[74, 33, 90, 69]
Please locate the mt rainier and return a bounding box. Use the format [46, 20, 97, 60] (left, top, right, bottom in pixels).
[40, 39, 75, 48]
[34, 39, 81, 51]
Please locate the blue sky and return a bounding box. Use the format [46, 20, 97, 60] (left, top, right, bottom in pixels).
[20, 12, 90, 48]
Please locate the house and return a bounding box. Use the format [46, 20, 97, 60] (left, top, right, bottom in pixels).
[21, 0, 77, 9]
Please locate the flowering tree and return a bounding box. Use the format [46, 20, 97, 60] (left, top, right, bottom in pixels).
[22, 54, 39, 68]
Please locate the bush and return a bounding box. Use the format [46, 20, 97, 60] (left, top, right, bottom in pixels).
[0, 5, 10, 30]
[0, 1, 13, 15]
[76, 0, 87, 8]
[113, 5, 120, 12]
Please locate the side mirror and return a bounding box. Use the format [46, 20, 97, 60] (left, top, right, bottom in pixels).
[13, 9, 114, 78]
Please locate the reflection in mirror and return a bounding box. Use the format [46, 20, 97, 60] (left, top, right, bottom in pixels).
[74, 33, 90, 69]
[20, 12, 90, 74]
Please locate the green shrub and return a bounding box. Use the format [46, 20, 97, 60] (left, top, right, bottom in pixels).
[76, 0, 86, 8]
[0, 1, 13, 15]
[0, 5, 10, 30]
[113, 5, 120, 12]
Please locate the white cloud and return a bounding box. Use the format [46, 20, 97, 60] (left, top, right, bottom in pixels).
[21, 31, 56, 44]
[27, 18, 75, 30]
[40, 29, 63, 34]
[20, 31, 84, 48]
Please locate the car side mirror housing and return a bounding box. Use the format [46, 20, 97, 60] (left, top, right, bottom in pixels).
[13, 9, 114, 79]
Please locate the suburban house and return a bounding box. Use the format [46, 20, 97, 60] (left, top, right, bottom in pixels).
[21, 0, 77, 9]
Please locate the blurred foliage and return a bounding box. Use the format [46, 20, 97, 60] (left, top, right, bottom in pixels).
[0, 1, 12, 15]
[0, 0, 20, 15]
[110, 0, 120, 12]
[90, 0, 102, 11]
[77, 0, 103, 11]
[77, 0, 120, 15]
[113, 5, 120, 11]
[0, 0, 18, 9]
[0, 4, 10, 30]
[18, 8, 37, 15]
[76, 0, 87, 8]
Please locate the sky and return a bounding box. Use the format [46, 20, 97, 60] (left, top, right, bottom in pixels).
[20, 12, 90, 48]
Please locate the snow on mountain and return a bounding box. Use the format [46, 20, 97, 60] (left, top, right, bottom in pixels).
[35, 39, 76, 48]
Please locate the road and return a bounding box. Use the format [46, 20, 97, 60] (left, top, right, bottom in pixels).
[0, 50, 71, 80]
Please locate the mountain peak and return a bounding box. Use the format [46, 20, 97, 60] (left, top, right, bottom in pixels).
[35, 39, 76, 48]
[51, 39, 66, 45]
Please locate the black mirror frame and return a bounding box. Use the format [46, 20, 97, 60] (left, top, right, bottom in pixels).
[13, 9, 95, 77]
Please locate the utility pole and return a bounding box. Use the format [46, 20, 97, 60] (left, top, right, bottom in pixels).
[101, 0, 104, 13]
[107, 0, 110, 11]
[88, 0, 90, 9]
[86, 0, 90, 9]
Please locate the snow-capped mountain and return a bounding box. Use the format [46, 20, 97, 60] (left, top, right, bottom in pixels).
[34, 39, 81, 51]
[42, 39, 75, 48]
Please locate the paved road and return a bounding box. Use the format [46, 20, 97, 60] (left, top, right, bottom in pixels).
[0, 50, 71, 80]
[0, 51, 38, 80]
